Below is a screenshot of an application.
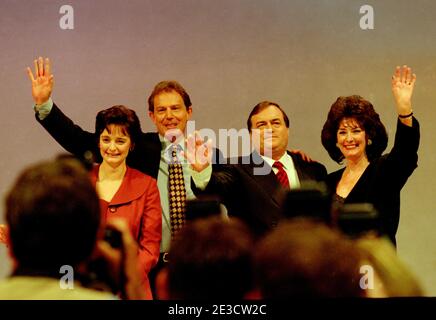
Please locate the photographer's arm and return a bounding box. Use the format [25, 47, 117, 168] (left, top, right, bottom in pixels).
[97, 219, 147, 300]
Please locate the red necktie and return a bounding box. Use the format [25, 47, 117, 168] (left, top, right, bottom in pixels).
[273, 161, 290, 189]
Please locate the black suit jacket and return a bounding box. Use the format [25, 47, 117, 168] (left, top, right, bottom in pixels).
[193, 151, 327, 237]
[36, 103, 162, 178]
[36, 103, 224, 179]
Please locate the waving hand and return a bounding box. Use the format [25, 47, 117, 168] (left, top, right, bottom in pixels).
[26, 57, 54, 105]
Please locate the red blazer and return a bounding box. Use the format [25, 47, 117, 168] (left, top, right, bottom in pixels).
[91, 165, 162, 299]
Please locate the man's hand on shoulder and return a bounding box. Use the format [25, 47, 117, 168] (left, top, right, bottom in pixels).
[289, 149, 313, 163]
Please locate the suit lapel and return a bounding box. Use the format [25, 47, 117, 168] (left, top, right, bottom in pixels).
[149, 132, 163, 177]
[241, 152, 286, 207]
[290, 151, 309, 181]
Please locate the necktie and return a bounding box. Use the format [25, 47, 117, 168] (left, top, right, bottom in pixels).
[168, 145, 187, 237]
[273, 161, 290, 189]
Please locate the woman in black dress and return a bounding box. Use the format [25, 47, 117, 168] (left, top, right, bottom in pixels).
[321, 66, 420, 245]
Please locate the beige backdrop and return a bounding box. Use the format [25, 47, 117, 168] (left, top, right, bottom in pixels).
[1, 0, 435, 295]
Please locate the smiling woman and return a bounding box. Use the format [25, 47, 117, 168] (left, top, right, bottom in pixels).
[336, 118, 368, 162]
[321, 66, 420, 245]
[99, 126, 132, 169]
[91, 105, 162, 299]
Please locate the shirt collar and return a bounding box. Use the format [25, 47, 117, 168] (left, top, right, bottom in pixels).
[261, 152, 292, 170]
[159, 134, 186, 150]
[159, 134, 187, 164]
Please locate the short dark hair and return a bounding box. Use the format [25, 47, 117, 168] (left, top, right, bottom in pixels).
[254, 218, 365, 298]
[167, 216, 254, 299]
[247, 101, 290, 132]
[321, 95, 388, 163]
[147, 80, 192, 112]
[95, 105, 142, 146]
[5, 158, 101, 275]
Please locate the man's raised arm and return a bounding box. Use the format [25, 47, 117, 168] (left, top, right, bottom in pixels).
[27, 57, 99, 162]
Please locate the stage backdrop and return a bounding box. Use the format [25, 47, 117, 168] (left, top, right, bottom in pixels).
[1, 0, 435, 294]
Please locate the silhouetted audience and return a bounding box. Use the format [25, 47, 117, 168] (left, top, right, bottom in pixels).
[0, 157, 145, 299]
[156, 216, 256, 299]
[254, 218, 366, 298]
[355, 234, 424, 297]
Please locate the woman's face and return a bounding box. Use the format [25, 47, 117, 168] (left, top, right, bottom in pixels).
[99, 124, 131, 168]
[336, 118, 367, 162]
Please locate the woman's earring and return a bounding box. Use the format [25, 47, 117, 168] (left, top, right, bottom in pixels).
[368, 139, 372, 146]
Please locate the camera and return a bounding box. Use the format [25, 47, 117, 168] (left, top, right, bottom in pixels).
[281, 181, 331, 223]
[336, 203, 381, 238]
[80, 226, 125, 295]
[185, 196, 222, 221]
[104, 226, 123, 249]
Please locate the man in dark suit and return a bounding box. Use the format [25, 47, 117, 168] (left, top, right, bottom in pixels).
[191, 101, 327, 237]
[27, 58, 193, 180]
[27, 57, 223, 296]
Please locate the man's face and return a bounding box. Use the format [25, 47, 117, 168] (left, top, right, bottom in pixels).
[250, 105, 289, 159]
[149, 90, 192, 140]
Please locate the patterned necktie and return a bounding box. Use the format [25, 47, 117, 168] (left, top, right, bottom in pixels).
[272, 161, 290, 189]
[168, 145, 186, 237]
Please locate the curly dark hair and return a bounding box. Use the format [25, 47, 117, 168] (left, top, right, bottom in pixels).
[95, 105, 142, 148]
[321, 95, 388, 163]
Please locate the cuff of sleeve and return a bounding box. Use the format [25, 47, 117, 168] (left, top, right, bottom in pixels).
[191, 164, 212, 190]
[34, 98, 53, 120]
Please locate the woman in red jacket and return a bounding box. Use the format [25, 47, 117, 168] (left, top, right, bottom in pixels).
[92, 105, 161, 299]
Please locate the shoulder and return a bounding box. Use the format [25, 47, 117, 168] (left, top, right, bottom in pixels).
[126, 166, 157, 185]
[135, 132, 161, 147]
[110, 167, 158, 204]
[142, 131, 159, 140]
[328, 168, 344, 177]
[327, 168, 344, 185]
[290, 152, 326, 173]
[0, 277, 114, 300]
[211, 147, 225, 165]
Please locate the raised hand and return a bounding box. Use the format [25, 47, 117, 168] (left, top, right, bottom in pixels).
[27, 57, 54, 105]
[182, 131, 213, 172]
[391, 65, 416, 116]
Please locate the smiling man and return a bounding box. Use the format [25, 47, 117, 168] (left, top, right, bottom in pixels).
[191, 101, 327, 237]
[148, 82, 193, 141]
[27, 57, 218, 296]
